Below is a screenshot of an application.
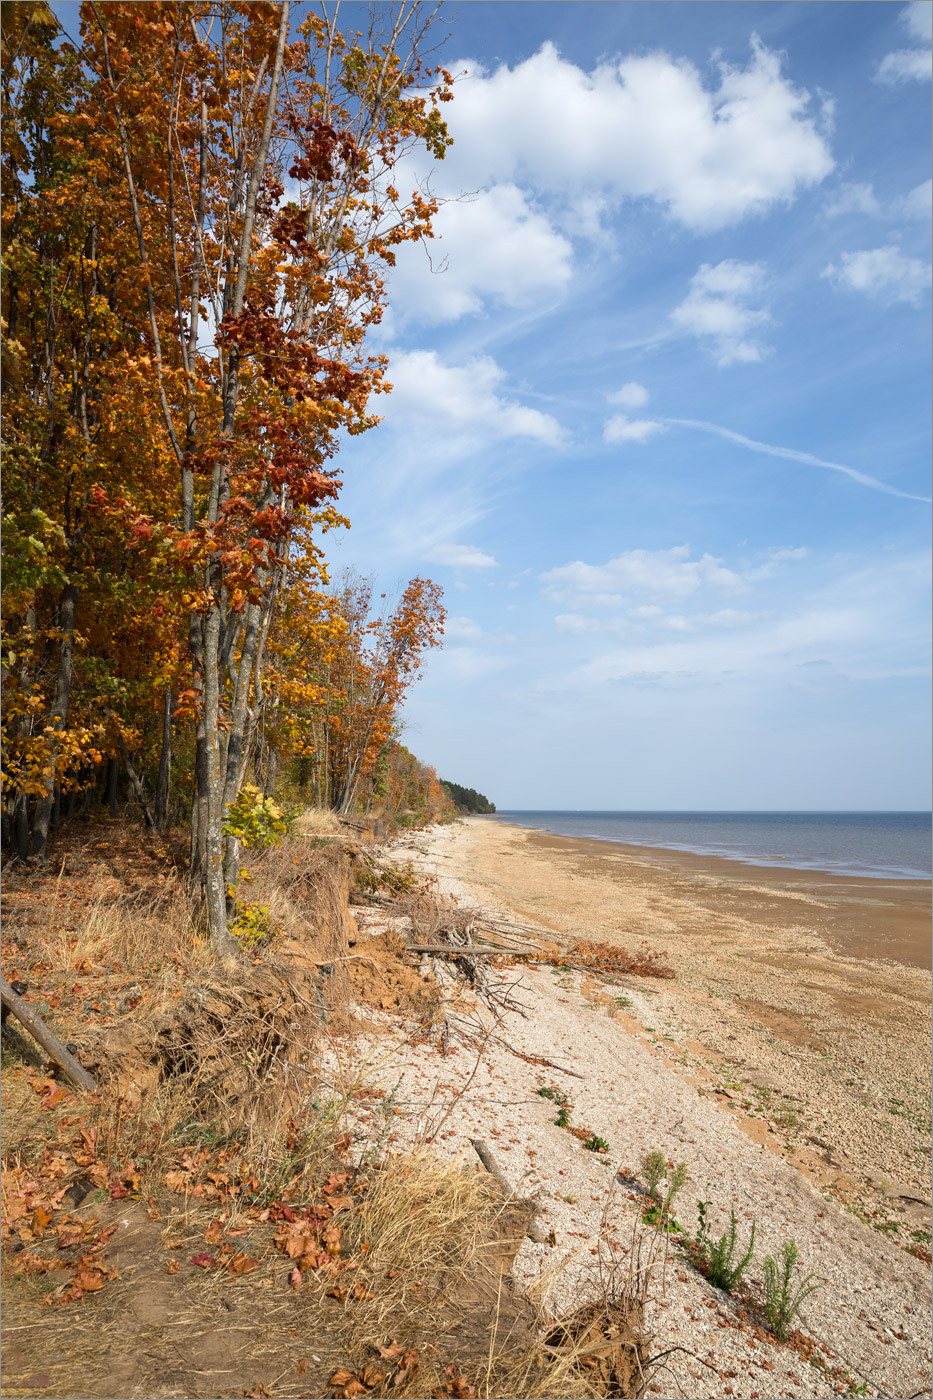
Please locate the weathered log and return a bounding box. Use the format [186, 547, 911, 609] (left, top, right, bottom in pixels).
[404, 943, 536, 957]
[0, 977, 96, 1091]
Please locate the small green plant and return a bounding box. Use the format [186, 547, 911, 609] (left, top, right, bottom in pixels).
[230, 901, 278, 948]
[763, 1239, 823, 1340]
[583, 1134, 610, 1153]
[537, 1084, 570, 1107]
[223, 784, 288, 850]
[554, 1105, 572, 1128]
[613, 995, 632, 1009]
[664, 1161, 688, 1213]
[642, 1149, 668, 1200]
[700, 1207, 756, 1291]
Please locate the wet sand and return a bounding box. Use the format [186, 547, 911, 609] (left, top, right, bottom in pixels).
[440, 818, 932, 1204]
[504, 824, 932, 969]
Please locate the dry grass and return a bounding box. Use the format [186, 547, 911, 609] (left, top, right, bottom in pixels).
[3, 825, 671, 1399]
[291, 805, 344, 836]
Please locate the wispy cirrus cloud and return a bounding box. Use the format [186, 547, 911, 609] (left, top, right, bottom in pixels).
[663, 418, 931, 502]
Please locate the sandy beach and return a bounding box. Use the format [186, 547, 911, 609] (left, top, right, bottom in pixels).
[337, 817, 933, 1398]
[434, 817, 932, 1204]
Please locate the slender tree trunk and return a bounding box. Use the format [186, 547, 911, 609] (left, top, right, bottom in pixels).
[113, 728, 155, 831]
[105, 756, 118, 817]
[30, 583, 77, 857]
[11, 793, 29, 859]
[202, 592, 236, 957]
[154, 689, 173, 831]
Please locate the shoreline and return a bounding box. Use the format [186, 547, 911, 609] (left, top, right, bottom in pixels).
[487, 817, 932, 970]
[410, 817, 932, 1202]
[487, 812, 932, 885]
[365, 819, 933, 1400]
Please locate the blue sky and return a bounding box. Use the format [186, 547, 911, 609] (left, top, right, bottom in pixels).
[55, 1, 931, 809]
[324, 0, 932, 810]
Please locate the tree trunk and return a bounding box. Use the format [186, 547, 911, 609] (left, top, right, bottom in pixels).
[201, 596, 236, 959]
[10, 793, 29, 859]
[30, 583, 77, 857]
[105, 756, 119, 817]
[154, 688, 172, 831]
[113, 728, 156, 831]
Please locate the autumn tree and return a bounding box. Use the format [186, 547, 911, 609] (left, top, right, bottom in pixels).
[2, 1, 453, 960]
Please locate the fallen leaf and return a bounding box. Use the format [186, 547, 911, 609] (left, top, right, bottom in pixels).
[243, 1387, 271, 1398]
[296, 1358, 308, 1376]
[289, 1265, 302, 1290]
[227, 1253, 259, 1275]
[190, 1253, 219, 1269]
[360, 1366, 387, 1387]
[326, 1194, 354, 1213]
[167, 1260, 181, 1274]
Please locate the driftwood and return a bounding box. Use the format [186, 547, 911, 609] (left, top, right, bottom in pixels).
[404, 942, 536, 957]
[0, 977, 97, 1091]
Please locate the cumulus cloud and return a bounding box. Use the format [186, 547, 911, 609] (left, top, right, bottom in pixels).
[876, 2, 932, 83]
[385, 350, 566, 446]
[388, 184, 573, 324]
[822, 245, 933, 306]
[389, 37, 833, 325]
[604, 414, 665, 444]
[541, 546, 747, 606]
[444, 615, 485, 640]
[607, 381, 650, 409]
[427, 544, 498, 570]
[670, 260, 771, 366]
[443, 39, 832, 232]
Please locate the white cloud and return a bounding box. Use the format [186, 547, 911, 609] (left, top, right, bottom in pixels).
[903, 0, 933, 41]
[894, 179, 932, 219]
[444, 615, 485, 640]
[666, 416, 931, 501]
[607, 381, 650, 409]
[542, 546, 747, 606]
[670, 260, 771, 366]
[603, 414, 666, 444]
[822, 245, 933, 306]
[876, 2, 932, 83]
[427, 544, 498, 570]
[388, 184, 573, 324]
[385, 350, 566, 446]
[555, 605, 762, 636]
[442, 39, 832, 232]
[438, 647, 509, 682]
[823, 181, 880, 218]
[877, 48, 932, 82]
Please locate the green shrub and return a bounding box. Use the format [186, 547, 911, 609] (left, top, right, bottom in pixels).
[223, 784, 288, 851]
[583, 1134, 610, 1153]
[763, 1239, 822, 1340]
[230, 901, 278, 948]
[695, 1205, 756, 1292]
[642, 1149, 668, 1200]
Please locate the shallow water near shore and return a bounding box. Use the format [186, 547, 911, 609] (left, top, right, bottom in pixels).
[494, 809, 933, 881]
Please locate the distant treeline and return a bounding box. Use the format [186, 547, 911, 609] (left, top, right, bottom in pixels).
[441, 780, 496, 814]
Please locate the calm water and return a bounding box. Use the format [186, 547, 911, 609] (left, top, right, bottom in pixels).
[493, 811, 932, 881]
